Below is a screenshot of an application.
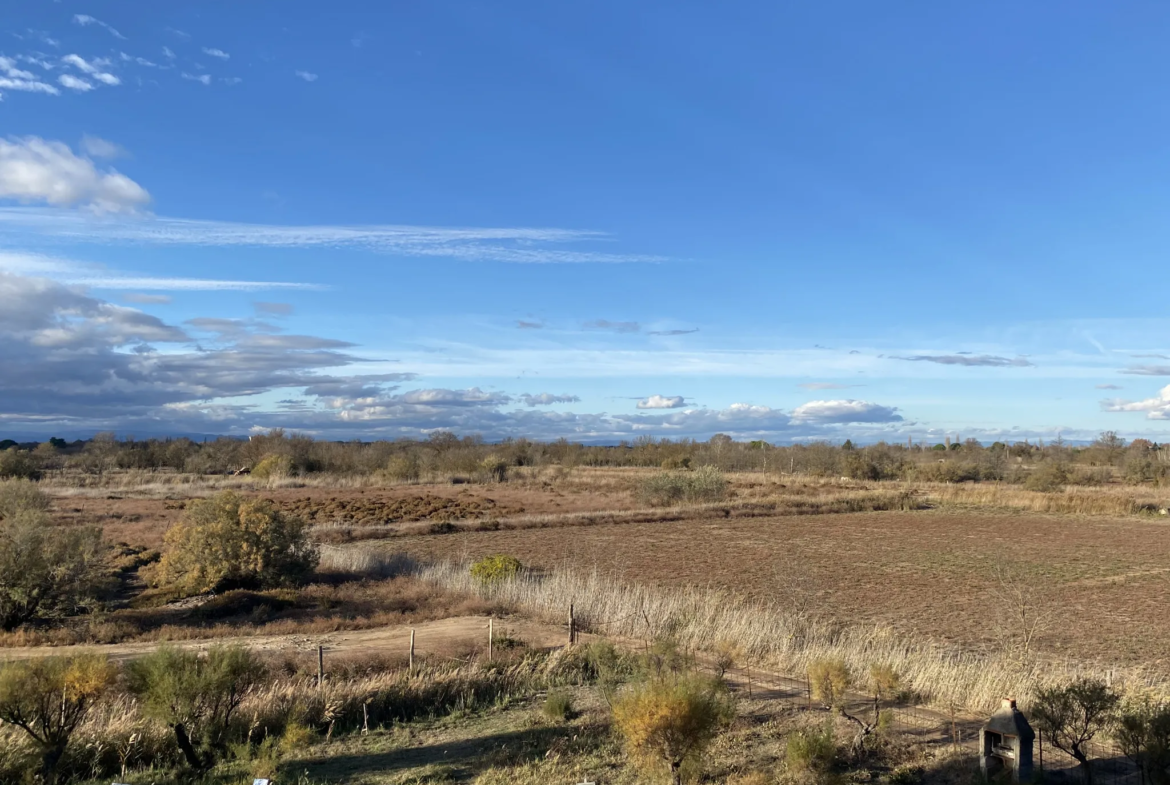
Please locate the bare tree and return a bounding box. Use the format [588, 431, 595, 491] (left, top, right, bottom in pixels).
[989, 562, 1050, 664]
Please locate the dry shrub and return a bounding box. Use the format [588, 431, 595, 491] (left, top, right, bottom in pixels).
[252, 454, 293, 481]
[785, 721, 838, 783]
[152, 491, 318, 596]
[0, 477, 50, 519]
[809, 659, 851, 710]
[382, 454, 421, 482]
[639, 466, 727, 507]
[612, 671, 735, 784]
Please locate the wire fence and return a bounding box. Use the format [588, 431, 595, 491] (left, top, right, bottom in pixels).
[724, 663, 1140, 785]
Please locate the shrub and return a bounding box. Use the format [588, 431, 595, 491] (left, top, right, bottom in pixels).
[542, 690, 574, 722]
[612, 671, 735, 784]
[809, 658, 851, 710]
[785, 721, 837, 781]
[869, 663, 901, 702]
[153, 491, 318, 596]
[252, 453, 294, 480]
[0, 506, 105, 631]
[127, 644, 265, 771]
[478, 455, 510, 483]
[470, 554, 523, 584]
[638, 465, 727, 507]
[0, 448, 41, 481]
[383, 454, 421, 482]
[0, 477, 50, 520]
[1118, 698, 1170, 785]
[1025, 462, 1071, 492]
[0, 654, 116, 783]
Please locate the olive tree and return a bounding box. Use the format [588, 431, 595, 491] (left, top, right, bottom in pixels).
[0, 654, 116, 783]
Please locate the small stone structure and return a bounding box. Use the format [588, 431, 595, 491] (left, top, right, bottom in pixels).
[980, 698, 1035, 783]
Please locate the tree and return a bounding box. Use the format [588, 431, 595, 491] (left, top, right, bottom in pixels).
[1117, 698, 1170, 785]
[0, 481, 106, 631]
[0, 654, 116, 783]
[612, 671, 734, 784]
[1031, 678, 1119, 785]
[153, 491, 318, 595]
[127, 644, 265, 770]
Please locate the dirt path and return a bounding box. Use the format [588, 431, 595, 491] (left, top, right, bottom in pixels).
[0, 615, 570, 664]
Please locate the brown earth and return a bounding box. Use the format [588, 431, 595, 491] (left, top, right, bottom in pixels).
[52, 482, 634, 549]
[390, 508, 1170, 667]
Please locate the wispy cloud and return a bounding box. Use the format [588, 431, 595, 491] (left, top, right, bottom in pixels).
[637, 394, 686, 409]
[798, 382, 861, 390]
[165, 28, 191, 40]
[72, 14, 125, 40]
[648, 328, 699, 336]
[254, 301, 294, 316]
[162, 46, 176, 60]
[123, 292, 172, 305]
[1096, 384, 1123, 390]
[62, 54, 119, 86]
[202, 47, 230, 60]
[516, 320, 543, 329]
[181, 72, 211, 86]
[0, 209, 664, 264]
[295, 70, 318, 82]
[80, 135, 125, 159]
[1132, 353, 1170, 360]
[519, 393, 580, 406]
[891, 353, 1034, 368]
[585, 319, 640, 333]
[1124, 365, 1170, 376]
[0, 56, 59, 95]
[58, 74, 93, 91]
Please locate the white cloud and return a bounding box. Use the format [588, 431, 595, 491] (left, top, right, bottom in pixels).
[892, 353, 1034, 368]
[181, 72, 212, 86]
[80, 135, 125, 159]
[0, 209, 663, 264]
[202, 47, 230, 60]
[0, 56, 60, 95]
[1102, 386, 1170, 420]
[637, 394, 686, 409]
[295, 70, 318, 82]
[58, 74, 93, 91]
[162, 46, 176, 59]
[61, 54, 119, 86]
[72, 14, 125, 40]
[0, 137, 150, 212]
[0, 250, 323, 291]
[585, 319, 640, 333]
[222, 77, 243, 85]
[791, 399, 903, 424]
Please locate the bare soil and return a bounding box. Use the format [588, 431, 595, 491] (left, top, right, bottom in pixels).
[391, 509, 1170, 667]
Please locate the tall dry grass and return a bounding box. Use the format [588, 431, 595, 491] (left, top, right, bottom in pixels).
[415, 559, 1169, 714]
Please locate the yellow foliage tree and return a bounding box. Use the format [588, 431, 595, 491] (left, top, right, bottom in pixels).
[612, 672, 734, 784]
[0, 654, 116, 783]
[155, 491, 318, 595]
[809, 658, 851, 710]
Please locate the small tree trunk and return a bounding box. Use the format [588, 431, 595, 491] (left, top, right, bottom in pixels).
[1072, 745, 1093, 785]
[41, 742, 66, 785]
[172, 722, 204, 770]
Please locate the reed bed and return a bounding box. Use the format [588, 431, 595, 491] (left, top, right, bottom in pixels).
[416, 559, 1169, 714]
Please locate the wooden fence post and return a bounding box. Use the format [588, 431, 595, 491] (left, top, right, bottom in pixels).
[488, 617, 494, 660]
[568, 602, 576, 647]
[409, 628, 415, 672]
[317, 645, 324, 689]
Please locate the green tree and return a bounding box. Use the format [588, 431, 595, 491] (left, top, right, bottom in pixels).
[1118, 698, 1170, 785]
[127, 644, 265, 770]
[1031, 678, 1119, 785]
[612, 671, 734, 784]
[154, 491, 318, 595]
[0, 654, 116, 783]
[0, 481, 106, 631]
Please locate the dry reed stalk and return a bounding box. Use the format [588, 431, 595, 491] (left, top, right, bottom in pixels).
[415, 560, 1170, 714]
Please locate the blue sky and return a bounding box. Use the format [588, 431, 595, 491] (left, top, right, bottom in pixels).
[2, 1, 1170, 443]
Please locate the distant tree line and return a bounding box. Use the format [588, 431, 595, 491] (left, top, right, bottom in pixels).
[0, 429, 1167, 486]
